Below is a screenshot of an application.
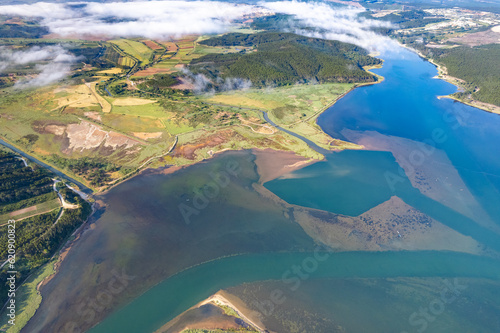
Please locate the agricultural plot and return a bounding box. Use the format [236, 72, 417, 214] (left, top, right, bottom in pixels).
[0, 150, 58, 223]
[111, 102, 168, 118]
[97, 68, 123, 75]
[101, 113, 166, 133]
[162, 42, 178, 52]
[132, 67, 172, 77]
[153, 59, 180, 69]
[118, 55, 136, 68]
[141, 39, 163, 50]
[110, 39, 154, 66]
[0, 198, 61, 223]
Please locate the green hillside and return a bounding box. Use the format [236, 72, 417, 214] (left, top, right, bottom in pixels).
[191, 32, 381, 88]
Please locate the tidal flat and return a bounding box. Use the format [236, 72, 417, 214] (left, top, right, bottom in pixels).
[21, 44, 500, 333]
[22, 150, 318, 332]
[226, 277, 500, 333]
[22, 149, 499, 333]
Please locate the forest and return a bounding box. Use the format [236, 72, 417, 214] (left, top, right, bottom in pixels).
[436, 44, 500, 106]
[0, 196, 91, 306]
[0, 151, 53, 205]
[0, 150, 92, 306]
[191, 32, 381, 88]
[373, 9, 445, 29]
[0, 23, 48, 39]
[425, 44, 500, 106]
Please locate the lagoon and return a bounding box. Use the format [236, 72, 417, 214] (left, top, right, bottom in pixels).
[88, 45, 500, 332]
[24, 45, 500, 333]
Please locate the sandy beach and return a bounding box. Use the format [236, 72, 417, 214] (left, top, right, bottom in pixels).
[155, 291, 267, 333]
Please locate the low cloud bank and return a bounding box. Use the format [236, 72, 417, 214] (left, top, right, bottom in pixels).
[181, 68, 252, 94]
[0, 1, 397, 88]
[0, 45, 79, 88]
[260, 1, 396, 51]
[0, 1, 394, 50]
[0, 1, 259, 39]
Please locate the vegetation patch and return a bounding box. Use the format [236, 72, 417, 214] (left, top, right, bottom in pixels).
[110, 39, 154, 66]
[432, 44, 500, 106]
[191, 32, 381, 88]
[49, 156, 118, 187]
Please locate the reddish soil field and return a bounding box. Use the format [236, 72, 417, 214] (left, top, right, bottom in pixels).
[142, 40, 163, 50]
[449, 28, 500, 46]
[174, 130, 239, 159]
[161, 42, 178, 52]
[133, 67, 172, 77]
[170, 77, 194, 90]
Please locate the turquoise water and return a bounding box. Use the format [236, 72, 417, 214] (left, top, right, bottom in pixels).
[268, 47, 500, 227]
[89, 251, 500, 333]
[315, 47, 500, 223]
[264, 151, 500, 252]
[85, 46, 500, 333]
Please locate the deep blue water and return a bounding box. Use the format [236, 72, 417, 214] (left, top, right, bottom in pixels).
[268, 47, 500, 226]
[31, 45, 500, 333]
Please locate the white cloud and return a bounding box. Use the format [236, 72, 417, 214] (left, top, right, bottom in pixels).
[0, 0, 397, 88]
[0, 1, 395, 50]
[0, 2, 75, 19]
[260, 1, 397, 51]
[0, 1, 259, 39]
[0, 45, 80, 88]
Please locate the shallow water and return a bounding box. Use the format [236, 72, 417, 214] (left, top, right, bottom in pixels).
[86, 46, 500, 333]
[267, 46, 500, 242]
[315, 47, 500, 223]
[24, 46, 500, 333]
[90, 251, 500, 333]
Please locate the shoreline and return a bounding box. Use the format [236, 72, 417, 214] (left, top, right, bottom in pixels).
[0, 198, 97, 332]
[196, 291, 266, 333]
[154, 290, 268, 333]
[2, 56, 387, 332]
[407, 45, 500, 116]
[253, 148, 318, 184]
[0, 52, 386, 196]
[302, 61, 385, 145]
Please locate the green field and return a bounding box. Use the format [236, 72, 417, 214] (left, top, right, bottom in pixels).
[101, 113, 166, 133]
[199, 83, 361, 150]
[118, 56, 136, 68]
[112, 103, 168, 118]
[203, 83, 352, 124]
[0, 198, 61, 223]
[110, 39, 154, 66]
